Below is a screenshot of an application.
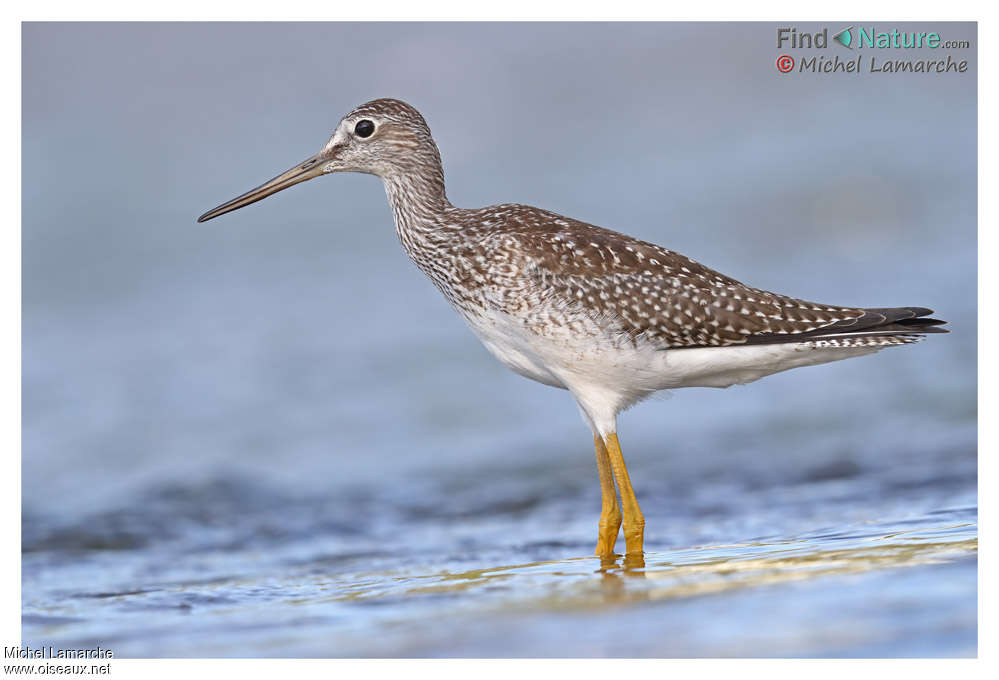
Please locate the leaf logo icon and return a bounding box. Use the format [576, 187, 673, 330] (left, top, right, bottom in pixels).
[833, 26, 854, 49]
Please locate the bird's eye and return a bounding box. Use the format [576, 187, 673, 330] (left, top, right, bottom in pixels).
[354, 120, 375, 138]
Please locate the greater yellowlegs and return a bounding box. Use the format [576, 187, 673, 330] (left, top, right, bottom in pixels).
[198, 98, 946, 560]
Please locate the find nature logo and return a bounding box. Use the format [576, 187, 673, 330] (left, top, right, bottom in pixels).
[774, 25, 969, 74]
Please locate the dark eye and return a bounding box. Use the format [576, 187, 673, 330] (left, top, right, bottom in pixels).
[354, 120, 375, 138]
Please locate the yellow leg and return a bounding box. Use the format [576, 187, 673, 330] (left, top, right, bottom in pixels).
[593, 435, 622, 556]
[603, 433, 645, 556]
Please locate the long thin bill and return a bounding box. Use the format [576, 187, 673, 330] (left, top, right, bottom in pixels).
[197, 153, 326, 223]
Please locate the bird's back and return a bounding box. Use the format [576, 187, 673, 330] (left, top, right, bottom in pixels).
[428, 203, 944, 354]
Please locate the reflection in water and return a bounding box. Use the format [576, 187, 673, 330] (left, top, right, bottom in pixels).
[21, 509, 976, 656]
[313, 520, 975, 613]
[623, 553, 646, 571]
[597, 553, 646, 572]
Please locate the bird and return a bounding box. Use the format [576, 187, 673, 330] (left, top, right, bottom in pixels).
[198, 98, 946, 562]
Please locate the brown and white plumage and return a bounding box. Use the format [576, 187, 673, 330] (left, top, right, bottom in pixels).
[198, 98, 946, 559]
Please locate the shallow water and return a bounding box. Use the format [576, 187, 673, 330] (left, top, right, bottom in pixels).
[22, 509, 977, 657]
[22, 22, 977, 658]
[22, 451, 977, 657]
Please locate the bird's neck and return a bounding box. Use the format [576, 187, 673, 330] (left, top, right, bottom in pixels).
[381, 159, 455, 254]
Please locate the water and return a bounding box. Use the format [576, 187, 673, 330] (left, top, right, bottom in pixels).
[22, 476, 976, 657]
[22, 22, 977, 657]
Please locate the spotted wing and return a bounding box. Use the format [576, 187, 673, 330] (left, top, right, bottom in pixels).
[495, 207, 941, 348]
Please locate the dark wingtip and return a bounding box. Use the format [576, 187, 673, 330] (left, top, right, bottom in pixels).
[897, 314, 947, 330]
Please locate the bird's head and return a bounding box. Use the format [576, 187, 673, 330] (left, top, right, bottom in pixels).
[198, 98, 439, 223]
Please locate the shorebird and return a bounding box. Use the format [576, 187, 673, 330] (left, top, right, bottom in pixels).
[198, 98, 946, 560]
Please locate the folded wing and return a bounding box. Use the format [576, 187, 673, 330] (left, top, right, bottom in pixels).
[498, 209, 946, 349]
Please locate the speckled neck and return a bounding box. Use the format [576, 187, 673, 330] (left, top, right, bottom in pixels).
[380, 144, 456, 264]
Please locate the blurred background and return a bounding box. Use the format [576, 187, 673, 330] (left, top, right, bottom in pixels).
[22, 22, 976, 657]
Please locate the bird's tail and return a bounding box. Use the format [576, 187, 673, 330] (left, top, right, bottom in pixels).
[806, 306, 947, 340]
[743, 306, 947, 347]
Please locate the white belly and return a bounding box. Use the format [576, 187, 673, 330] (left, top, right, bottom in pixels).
[459, 306, 887, 426]
[464, 309, 570, 389]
